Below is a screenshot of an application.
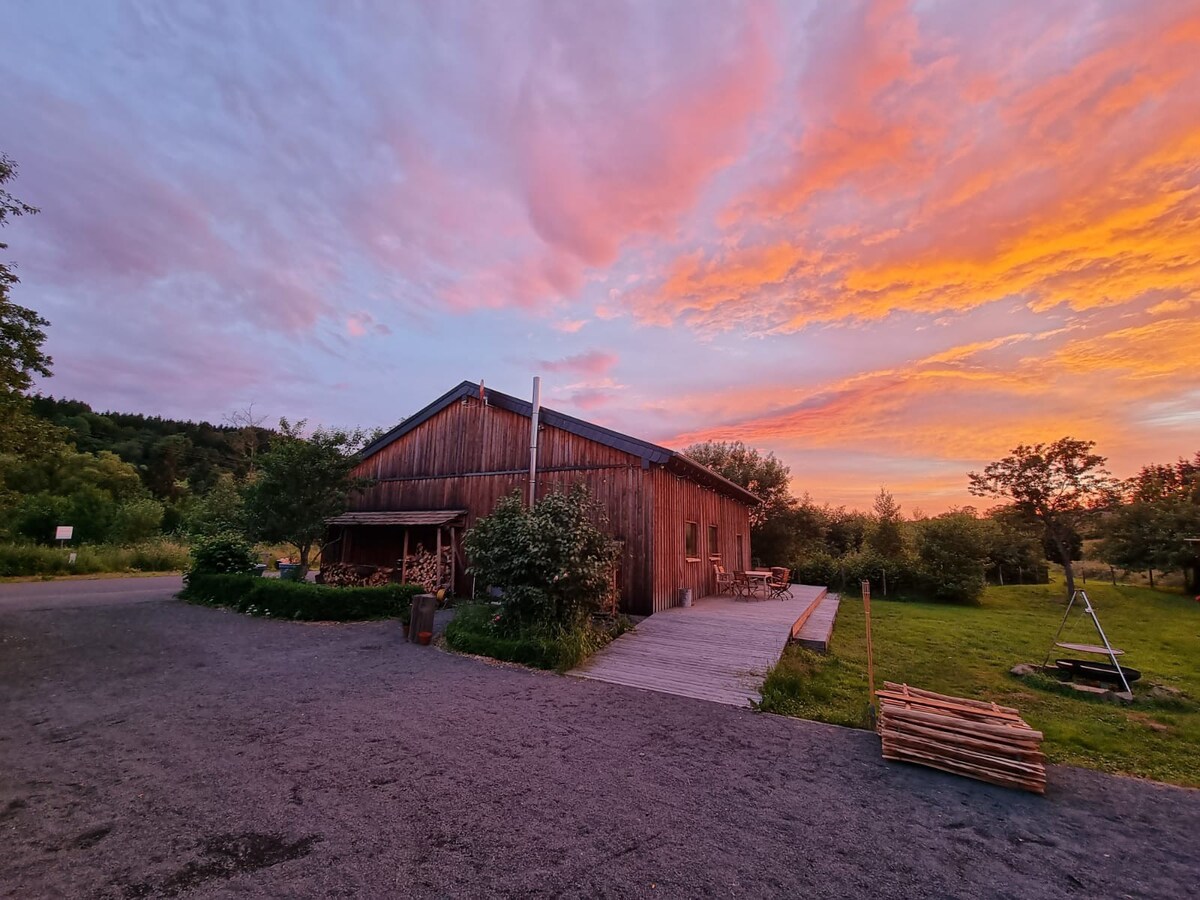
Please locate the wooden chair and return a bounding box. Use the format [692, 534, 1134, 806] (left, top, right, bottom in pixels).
[713, 564, 735, 596]
[768, 567, 793, 600]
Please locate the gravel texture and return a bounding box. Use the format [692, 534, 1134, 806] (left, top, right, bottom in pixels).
[2, 580, 1198, 899]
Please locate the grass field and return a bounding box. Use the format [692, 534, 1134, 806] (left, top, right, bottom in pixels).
[759, 582, 1200, 787]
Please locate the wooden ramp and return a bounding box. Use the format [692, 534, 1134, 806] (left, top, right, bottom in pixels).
[795, 592, 840, 653]
[570, 585, 827, 707]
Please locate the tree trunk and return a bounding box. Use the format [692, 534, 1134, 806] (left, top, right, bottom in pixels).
[299, 543, 310, 569]
[1148, 569, 1154, 589]
[1051, 531, 1075, 597]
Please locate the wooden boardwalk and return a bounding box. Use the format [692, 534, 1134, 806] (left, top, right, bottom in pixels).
[795, 592, 841, 652]
[570, 585, 827, 707]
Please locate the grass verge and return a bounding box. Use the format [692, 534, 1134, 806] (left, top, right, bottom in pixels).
[0, 540, 189, 577]
[758, 582, 1200, 787]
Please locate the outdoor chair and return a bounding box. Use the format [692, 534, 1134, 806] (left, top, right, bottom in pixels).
[714, 564, 735, 596]
[768, 567, 793, 600]
[732, 571, 753, 601]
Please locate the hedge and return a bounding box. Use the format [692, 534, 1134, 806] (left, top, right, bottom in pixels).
[180, 573, 422, 621]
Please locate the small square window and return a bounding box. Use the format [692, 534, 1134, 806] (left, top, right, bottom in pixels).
[685, 521, 699, 559]
[708, 524, 719, 557]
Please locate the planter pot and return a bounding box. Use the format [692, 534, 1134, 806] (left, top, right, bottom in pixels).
[679, 588, 693, 608]
[402, 623, 410, 638]
[417, 631, 433, 646]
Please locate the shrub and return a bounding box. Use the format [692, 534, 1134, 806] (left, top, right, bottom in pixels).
[180, 573, 422, 621]
[913, 510, 990, 604]
[790, 551, 839, 589]
[188, 532, 258, 575]
[111, 497, 166, 543]
[464, 486, 619, 632]
[443, 601, 625, 671]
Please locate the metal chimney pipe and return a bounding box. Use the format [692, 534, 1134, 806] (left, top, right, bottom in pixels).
[529, 376, 541, 507]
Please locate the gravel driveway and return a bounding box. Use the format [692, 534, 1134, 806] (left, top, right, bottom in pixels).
[1, 582, 1197, 898]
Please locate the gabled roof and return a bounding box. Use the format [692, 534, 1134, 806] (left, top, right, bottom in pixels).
[359, 380, 760, 507]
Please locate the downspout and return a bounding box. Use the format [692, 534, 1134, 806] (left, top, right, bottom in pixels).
[529, 376, 541, 507]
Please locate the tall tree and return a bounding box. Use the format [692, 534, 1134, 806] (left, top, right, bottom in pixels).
[683, 440, 793, 528]
[0, 154, 50, 397]
[1102, 453, 1200, 591]
[968, 438, 1118, 596]
[242, 420, 373, 569]
[868, 486, 905, 558]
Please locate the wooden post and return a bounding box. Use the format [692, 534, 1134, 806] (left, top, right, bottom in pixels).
[401, 528, 409, 584]
[863, 580, 876, 728]
[449, 527, 457, 595]
[436, 526, 443, 590]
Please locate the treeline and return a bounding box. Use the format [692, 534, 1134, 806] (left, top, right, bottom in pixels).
[756, 490, 1049, 603]
[1, 396, 274, 544]
[688, 440, 1200, 604]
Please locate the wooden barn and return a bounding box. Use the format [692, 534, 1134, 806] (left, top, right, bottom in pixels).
[323, 380, 758, 615]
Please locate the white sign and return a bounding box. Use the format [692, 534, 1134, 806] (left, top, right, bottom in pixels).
[55, 525, 74, 541]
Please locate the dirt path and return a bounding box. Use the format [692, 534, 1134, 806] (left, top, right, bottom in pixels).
[1, 588, 1197, 898]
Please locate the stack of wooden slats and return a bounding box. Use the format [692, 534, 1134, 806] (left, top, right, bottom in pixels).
[877, 682, 1046, 794]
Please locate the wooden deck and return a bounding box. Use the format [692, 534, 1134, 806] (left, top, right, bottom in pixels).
[569, 585, 827, 707]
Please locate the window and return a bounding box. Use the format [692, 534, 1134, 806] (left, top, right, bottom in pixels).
[685, 521, 699, 560]
[708, 524, 719, 558]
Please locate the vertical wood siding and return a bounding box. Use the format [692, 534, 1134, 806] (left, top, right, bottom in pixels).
[648, 467, 753, 614]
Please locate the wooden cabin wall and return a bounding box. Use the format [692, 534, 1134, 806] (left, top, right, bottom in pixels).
[349, 401, 654, 612]
[648, 467, 753, 613]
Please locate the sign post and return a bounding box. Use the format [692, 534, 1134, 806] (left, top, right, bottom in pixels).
[55, 525, 74, 548]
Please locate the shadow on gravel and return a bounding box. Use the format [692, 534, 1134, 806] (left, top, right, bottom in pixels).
[118, 832, 322, 898]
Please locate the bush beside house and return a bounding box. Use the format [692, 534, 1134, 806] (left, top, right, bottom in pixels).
[446, 486, 627, 671]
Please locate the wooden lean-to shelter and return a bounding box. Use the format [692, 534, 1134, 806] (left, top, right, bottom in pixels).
[323, 380, 758, 615]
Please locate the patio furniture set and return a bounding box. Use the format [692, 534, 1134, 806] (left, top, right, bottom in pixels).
[713, 565, 794, 600]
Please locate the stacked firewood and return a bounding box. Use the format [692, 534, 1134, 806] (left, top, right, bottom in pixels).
[401, 546, 452, 592]
[877, 682, 1046, 794]
[319, 563, 402, 587]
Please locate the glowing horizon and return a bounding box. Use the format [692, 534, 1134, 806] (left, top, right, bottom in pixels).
[1, 1, 1197, 513]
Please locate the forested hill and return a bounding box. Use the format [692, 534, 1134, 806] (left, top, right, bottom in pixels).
[28, 396, 276, 500]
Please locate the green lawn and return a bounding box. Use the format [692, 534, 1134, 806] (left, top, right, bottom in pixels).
[759, 582, 1200, 787]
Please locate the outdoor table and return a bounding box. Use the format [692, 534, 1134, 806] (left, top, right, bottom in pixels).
[744, 570, 772, 599]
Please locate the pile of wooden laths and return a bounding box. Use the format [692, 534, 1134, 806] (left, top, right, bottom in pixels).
[877, 682, 1046, 794]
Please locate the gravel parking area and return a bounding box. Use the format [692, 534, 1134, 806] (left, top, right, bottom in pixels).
[2, 583, 1198, 898]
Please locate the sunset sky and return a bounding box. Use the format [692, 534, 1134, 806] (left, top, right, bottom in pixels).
[2, 1, 1198, 511]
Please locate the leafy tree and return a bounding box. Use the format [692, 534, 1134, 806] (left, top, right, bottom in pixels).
[981, 507, 1046, 584]
[915, 510, 990, 604]
[683, 440, 793, 528]
[0, 154, 50, 398]
[868, 486, 906, 558]
[183, 472, 245, 538]
[824, 506, 871, 555]
[111, 497, 166, 543]
[464, 486, 620, 632]
[969, 438, 1118, 596]
[1100, 453, 1200, 591]
[242, 420, 373, 569]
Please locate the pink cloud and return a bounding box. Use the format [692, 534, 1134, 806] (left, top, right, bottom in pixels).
[538, 350, 618, 378]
